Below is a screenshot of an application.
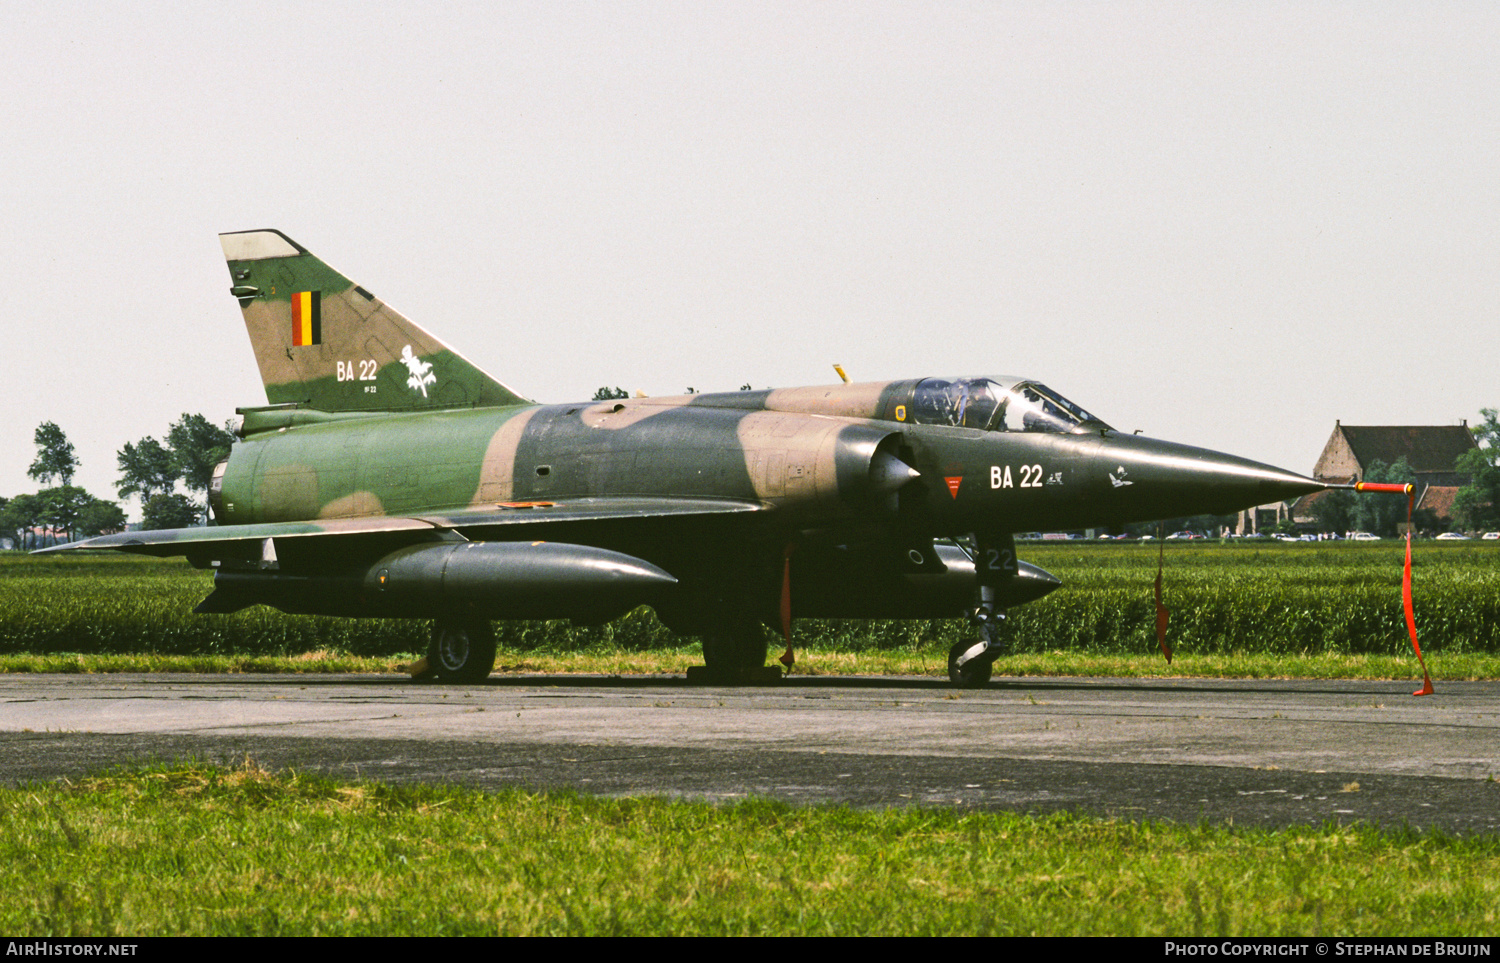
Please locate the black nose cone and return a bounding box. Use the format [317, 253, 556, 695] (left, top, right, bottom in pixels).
[1100, 435, 1323, 519]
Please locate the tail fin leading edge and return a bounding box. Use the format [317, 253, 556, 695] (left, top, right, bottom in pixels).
[220, 229, 528, 412]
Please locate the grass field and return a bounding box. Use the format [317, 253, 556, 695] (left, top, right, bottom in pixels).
[4, 648, 1497, 681]
[2, 542, 1495, 667]
[6, 762, 1498, 936]
[5, 548, 1497, 936]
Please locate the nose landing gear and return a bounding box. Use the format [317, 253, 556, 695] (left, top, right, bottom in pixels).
[949, 591, 1007, 688]
[947, 532, 1017, 688]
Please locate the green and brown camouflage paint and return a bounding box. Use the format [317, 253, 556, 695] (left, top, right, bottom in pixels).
[44, 230, 1325, 670]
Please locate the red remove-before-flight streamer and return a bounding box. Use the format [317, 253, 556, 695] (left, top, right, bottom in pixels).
[1353, 482, 1434, 696]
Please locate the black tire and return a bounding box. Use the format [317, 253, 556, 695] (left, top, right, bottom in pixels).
[702, 621, 769, 671]
[428, 619, 497, 683]
[948, 640, 993, 688]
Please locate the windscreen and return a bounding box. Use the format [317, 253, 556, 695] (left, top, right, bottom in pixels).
[909, 377, 1108, 433]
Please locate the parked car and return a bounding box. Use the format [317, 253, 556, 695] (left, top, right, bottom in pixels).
[1435, 532, 1471, 540]
[1349, 532, 1381, 541]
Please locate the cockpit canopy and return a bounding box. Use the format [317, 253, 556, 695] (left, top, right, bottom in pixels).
[905, 377, 1109, 434]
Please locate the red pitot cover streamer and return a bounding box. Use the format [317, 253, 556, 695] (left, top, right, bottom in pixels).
[1356, 482, 1434, 696]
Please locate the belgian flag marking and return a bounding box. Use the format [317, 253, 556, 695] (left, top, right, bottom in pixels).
[291, 291, 321, 346]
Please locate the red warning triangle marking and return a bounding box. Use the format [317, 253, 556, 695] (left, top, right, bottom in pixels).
[945, 476, 962, 498]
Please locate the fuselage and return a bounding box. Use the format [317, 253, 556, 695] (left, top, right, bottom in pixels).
[215, 376, 1321, 539]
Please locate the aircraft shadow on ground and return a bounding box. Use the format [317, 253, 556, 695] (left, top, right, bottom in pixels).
[149, 672, 1409, 697]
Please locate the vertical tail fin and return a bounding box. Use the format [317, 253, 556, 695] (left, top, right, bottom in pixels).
[220, 230, 528, 412]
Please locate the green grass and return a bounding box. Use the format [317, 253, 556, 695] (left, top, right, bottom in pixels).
[5, 762, 1498, 936]
[2, 647, 1493, 681]
[5, 548, 1495, 935]
[2, 543, 1495, 667]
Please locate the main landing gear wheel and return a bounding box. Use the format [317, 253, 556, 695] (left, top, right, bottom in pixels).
[688, 619, 783, 684]
[701, 621, 769, 672]
[428, 618, 497, 683]
[948, 640, 994, 689]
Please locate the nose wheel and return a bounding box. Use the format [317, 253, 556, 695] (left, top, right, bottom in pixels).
[946, 531, 1017, 688]
[948, 640, 994, 688]
[948, 608, 1005, 688]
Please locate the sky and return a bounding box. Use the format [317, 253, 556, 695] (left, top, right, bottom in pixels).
[5, 2, 1496, 515]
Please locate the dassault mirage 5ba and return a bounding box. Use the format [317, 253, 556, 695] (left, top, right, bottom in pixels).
[47, 230, 1324, 685]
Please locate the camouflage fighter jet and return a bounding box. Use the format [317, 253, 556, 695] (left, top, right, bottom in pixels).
[44, 230, 1324, 686]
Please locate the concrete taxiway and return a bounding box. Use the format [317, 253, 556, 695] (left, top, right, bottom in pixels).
[2, 673, 1496, 831]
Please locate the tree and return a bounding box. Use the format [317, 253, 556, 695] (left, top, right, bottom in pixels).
[142, 493, 201, 530]
[1473, 407, 1500, 450]
[38, 486, 90, 545]
[1310, 488, 1355, 533]
[28, 422, 78, 486]
[4, 487, 125, 545]
[76, 496, 127, 538]
[592, 387, 629, 401]
[166, 413, 235, 499]
[0, 494, 42, 550]
[1452, 408, 1500, 532]
[117, 437, 178, 502]
[1353, 458, 1416, 537]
